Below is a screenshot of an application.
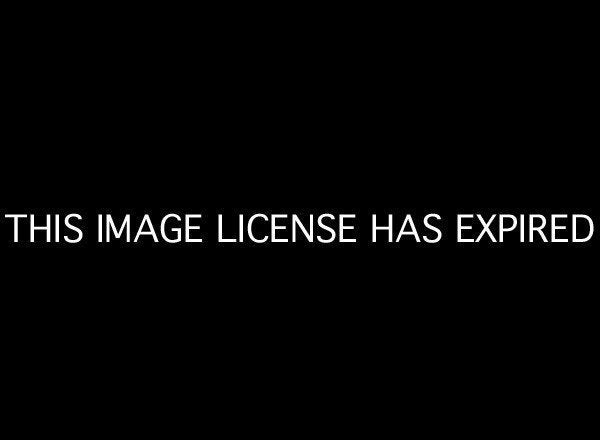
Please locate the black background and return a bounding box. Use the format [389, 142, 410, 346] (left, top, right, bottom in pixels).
[1, 6, 597, 434]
